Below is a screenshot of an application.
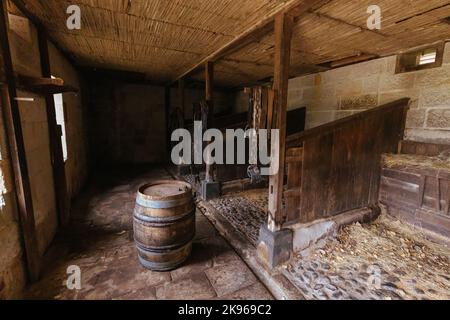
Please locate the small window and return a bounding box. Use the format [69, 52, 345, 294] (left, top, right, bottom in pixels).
[53, 92, 68, 162]
[396, 43, 444, 73]
[418, 48, 437, 65]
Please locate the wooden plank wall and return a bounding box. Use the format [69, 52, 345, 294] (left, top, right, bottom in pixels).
[380, 160, 450, 238]
[284, 98, 410, 225]
[399, 140, 450, 157]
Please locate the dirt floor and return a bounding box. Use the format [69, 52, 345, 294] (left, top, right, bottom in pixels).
[25, 167, 273, 300]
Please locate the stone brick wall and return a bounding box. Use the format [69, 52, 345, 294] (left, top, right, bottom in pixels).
[89, 80, 168, 165]
[9, 18, 58, 258]
[170, 87, 234, 120]
[0, 10, 90, 299]
[49, 43, 89, 199]
[287, 42, 450, 144]
[89, 82, 236, 166]
[0, 96, 26, 300]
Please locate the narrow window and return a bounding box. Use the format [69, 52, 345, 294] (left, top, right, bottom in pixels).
[396, 43, 444, 73]
[53, 92, 68, 162]
[0, 158, 6, 209]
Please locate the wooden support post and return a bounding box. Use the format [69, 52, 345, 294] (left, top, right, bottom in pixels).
[267, 12, 294, 232]
[205, 61, 214, 183]
[201, 61, 220, 199]
[165, 86, 171, 161]
[0, 0, 40, 281]
[178, 78, 185, 128]
[37, 26, 70, 227]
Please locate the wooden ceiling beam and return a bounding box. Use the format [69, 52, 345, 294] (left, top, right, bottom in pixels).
[171, 0, 329, 84]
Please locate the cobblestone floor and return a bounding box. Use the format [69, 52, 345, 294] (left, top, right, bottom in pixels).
[283, 215, 450, 300]
[205, 190, 268, 246]
[192, 185, 450, 300]
[25, 167, 273, 300]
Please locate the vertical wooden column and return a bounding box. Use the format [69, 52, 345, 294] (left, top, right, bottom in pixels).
[37, 26, 70, 227]
[267, 12, 294, 232]
[0, 0, 40, 281]
[204, 61, 214, 182]
[165, 86, 171, 161]
[178, 78, 185, 128]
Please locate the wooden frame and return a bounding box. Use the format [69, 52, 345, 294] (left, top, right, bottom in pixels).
[395, 42, 445, 74]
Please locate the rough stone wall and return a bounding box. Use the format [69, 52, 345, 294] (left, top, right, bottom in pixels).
[0, 96, 26, 300]
[287, 42, 450, 144]
[89, 81, 167, 165]
[9, 15, 58, 258]
[170, 87, 234, 120]
[0, 10, 90, 299]
[89, 82, 236, 166]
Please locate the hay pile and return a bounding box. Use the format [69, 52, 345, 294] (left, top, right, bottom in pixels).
[383, 154, 450, 171]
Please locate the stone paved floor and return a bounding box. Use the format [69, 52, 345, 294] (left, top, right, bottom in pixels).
[205, 190, 268, 246]
[25, 167, 273, 300]
[283, 215, 450, 300]
[192, 186, 450, 300]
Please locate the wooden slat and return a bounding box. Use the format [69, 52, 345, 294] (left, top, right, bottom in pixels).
[0, 0, 40, 281]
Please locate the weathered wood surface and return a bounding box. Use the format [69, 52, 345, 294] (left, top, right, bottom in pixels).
[285, 147, 303, 222]
[380, 155, 450, 238]
[284, 98, 410, 226]
[268, 12, 294, 230]
[399, 140, 450, 157]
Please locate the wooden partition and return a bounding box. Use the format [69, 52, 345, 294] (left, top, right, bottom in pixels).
[283, 98, 410, 225]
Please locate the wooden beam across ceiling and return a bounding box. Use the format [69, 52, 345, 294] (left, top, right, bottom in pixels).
[171, 0, 330, 84]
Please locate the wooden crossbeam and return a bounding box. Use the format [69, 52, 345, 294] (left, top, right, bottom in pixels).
[172, 0, 328, 83]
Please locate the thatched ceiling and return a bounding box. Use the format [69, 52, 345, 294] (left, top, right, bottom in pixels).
[10, 0, 450, 87]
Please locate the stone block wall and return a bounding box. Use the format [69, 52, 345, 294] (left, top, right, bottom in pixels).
[89, 82, 237, 166]
[0, 8, 90, 299]
[9, 15, 58, 258]
[0, 95, 26, 300]
[49, 43, 89, 198]
[89, 81, 168, 165]
[287, 42, 450, 144]
[170, 87, 234, 120]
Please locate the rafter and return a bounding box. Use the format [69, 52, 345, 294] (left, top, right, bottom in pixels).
[171, 0, 330, 84]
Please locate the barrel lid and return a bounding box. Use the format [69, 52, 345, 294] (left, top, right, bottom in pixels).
[138, 180, 192, 201]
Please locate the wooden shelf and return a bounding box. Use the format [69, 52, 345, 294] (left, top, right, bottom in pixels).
[15, 74, 78, 94]
[0, 73, 78, 94]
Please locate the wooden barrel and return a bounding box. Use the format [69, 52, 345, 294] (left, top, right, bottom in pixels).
[133, 180, 195, 271]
